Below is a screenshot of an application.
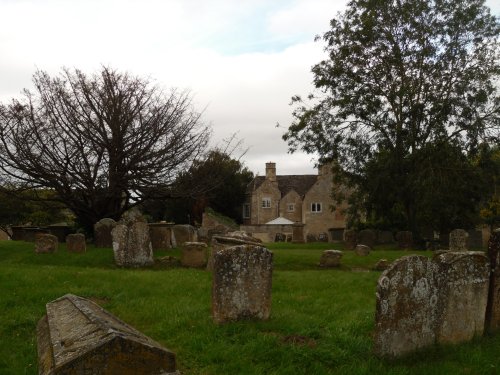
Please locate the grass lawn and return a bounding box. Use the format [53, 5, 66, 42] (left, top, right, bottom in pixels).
[0, 240, 499, 374]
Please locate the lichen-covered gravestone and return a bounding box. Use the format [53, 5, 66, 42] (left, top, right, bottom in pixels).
[486, 229, 500, 332]
[37, 294, 177, 374]
[319, 250, 343, 267]
[212, 245, 273, 324]
[149, 222, 174, 250]
[434, 252, 489, 343]
[181, 242, 208, 268]
[35, 234, 58, 254]
[207, 234, 262, 271]
[449, 229, 469, 252]
[66, 233, 86, 253]
[93, 218, 116, 248]
[111, 213, 153, 267]
[374, 255, 439, 357]
[354, 244, 370, 256]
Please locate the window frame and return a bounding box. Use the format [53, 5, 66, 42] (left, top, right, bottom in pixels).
[311, 202, 322, 213]
[261, 197, 271, 208]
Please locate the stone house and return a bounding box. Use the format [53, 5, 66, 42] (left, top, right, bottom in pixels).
[242, 162, 347, 240]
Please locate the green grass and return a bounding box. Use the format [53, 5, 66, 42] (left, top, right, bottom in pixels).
[0, 240, 498, 374]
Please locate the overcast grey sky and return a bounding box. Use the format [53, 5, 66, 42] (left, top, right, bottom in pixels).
[1, 0, 499, 176]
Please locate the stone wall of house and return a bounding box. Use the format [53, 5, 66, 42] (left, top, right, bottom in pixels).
[302, 167, 346, 237]
[279, 190, 302, 223]
[250, 179, 281, 225]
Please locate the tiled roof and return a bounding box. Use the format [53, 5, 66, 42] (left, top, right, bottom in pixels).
[246, 175, 317, 197]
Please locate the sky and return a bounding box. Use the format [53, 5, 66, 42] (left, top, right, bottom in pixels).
[1, 0, 499, 177]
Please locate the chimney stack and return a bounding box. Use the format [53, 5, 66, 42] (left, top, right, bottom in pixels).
[265, 162, 276, 182]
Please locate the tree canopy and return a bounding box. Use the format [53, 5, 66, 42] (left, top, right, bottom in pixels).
[283, 0, 500, 234]
[0, 67, 211, 233]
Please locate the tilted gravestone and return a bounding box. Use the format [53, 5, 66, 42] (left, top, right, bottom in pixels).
[434, 252, 489, 343]
[35, 234, 58, 254]
[319, 250, 343, 267]
[66, 233, 86, 253]
[375, 253, 490, 357]
[449, 229, 469, 252]
[111, 213, 153, 268]
[181, 242, 208, 268]
[93, 218, 116, 248]
[212, 245, 273, 324]
[343, 229, 357, 250]
[486, 229, 500, 332]
[37, 294, 176, 374]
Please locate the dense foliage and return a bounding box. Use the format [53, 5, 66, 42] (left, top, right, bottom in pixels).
[283, 0, 500, 235]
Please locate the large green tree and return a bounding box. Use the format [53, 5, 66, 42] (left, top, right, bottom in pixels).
[283, 0, 500, 234]
[0, 67, 211, 233]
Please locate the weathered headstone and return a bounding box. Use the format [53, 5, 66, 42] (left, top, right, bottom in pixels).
[66, 233, 86, 253]
[319, 250, 343, 267]
[111, 213, 154, 268]
[35, 234, 58, 254]
[449, 229, 468, 252]
[343, 229, 357, 250]
[354, 244, 370, 256]
[212, 245, 273, 324]
[172, 224, 197, 246]
[467, 229, 483, 249]
[374, 255, 439, 357]
[181, 242, 208, 268]
[486, 229, 500, 332]
[396, 231, 413, 249]
[37, 294, 176, 374]
[94, 218, 116, 248]
[358, 229, 376, 248]
[149, 222, 174, 250]
[434, 252, 489, 343]
[207, 235, 262, 271]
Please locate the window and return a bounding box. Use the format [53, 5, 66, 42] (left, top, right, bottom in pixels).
[287, 203, 295, 212]
[243, 204, 250, 218]
[311, 202, 322, 213]
[262, 197, 271, 208]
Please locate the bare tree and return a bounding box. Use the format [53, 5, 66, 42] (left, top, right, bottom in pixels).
[0, 67, 211, 232]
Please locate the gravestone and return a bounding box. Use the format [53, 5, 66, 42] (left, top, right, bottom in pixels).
[181, 242, 208, 268]
[396, 231, 413, 249]
[149, 222, 174, 250]
[374, 255, 439, 357]
[344, 229, 357, 250]
[354, 244, 370, 256]
[94, 218, 116, 248]
[434, 252, 489, 343]
[111, 213, 154, 268]
[467, 229, 483, 249]
[319, 250, 343, 267]
[37, 294, 176, 374]
[35, 234, 58, 254]
[486, 229, 500, 332]
[358, 229, 376, 248]
[449, 229, 468, 252]
[47, 224, 70, 243]
[212, 245, 273, 324]
[172, 224, 197, 246]
[207, 235, 262, 271]
[373, 259, 390, 271]
[66, 233, 86, 253]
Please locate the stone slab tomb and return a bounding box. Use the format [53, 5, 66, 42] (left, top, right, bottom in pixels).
[111, 213, 154, 267]
[66, 233, 86, 253]
[375, 253, 489, 357]
[449, 229, 468, 252]
[37, 294, 176, 374]
[319, 250, 343, 267]
[181, 242, 208, 268]
[93, 218, 116, 248]
[35, 234, 58, 254]
[212, 245, 273, 324]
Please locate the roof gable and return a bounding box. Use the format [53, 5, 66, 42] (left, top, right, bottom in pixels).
[247, 174, 317, 197]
